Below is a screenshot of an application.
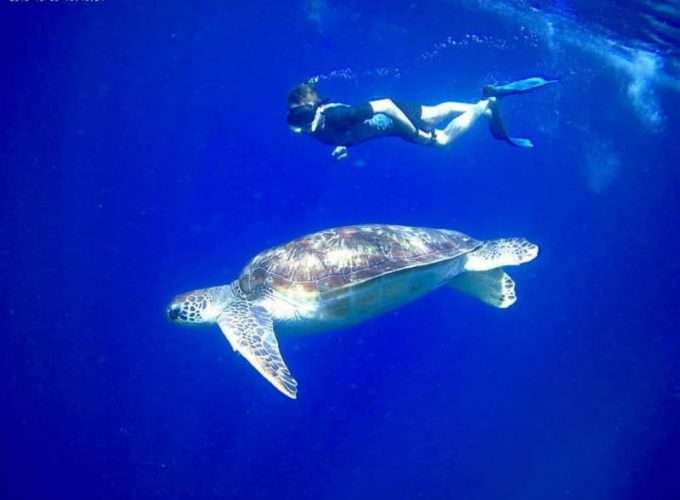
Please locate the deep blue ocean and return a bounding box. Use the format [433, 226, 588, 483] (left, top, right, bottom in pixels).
[3, 1, 680, 499]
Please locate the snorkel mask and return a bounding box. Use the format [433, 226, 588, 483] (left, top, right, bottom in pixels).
[287, 104, 319, 133]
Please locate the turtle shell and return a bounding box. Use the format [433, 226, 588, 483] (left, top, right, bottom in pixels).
[238, 225, 481, 298]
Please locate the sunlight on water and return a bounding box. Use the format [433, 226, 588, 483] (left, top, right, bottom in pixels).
[609, 49, 664, 129]
[468, 0, 678, 130]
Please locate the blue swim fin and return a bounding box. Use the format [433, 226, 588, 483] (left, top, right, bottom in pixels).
[488, 99, 534, 148]
[483, 77, 558, 99]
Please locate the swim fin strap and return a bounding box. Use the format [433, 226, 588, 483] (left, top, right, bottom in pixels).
[482, 77, 558, 99]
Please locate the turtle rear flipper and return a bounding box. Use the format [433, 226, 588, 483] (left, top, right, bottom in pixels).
[464, 238, 538, 272]
[217, 301, 298, 399]
[449, 268, 516, 308]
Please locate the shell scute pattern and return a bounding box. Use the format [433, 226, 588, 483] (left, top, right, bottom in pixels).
[238, 225, 481, 296]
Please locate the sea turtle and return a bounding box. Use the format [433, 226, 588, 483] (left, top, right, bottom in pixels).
[167, 224, 538, 399]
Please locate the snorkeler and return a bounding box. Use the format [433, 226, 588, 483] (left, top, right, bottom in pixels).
[287, 77, 557, 160]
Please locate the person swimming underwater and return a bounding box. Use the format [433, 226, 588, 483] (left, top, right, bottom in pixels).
[287, 77, 557, 160]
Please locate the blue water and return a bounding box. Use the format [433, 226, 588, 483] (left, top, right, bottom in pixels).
[3, 1, 679, 499]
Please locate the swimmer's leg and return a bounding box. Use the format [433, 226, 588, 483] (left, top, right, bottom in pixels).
[428, 99, 491, 147]
[420, 102, 476, 126]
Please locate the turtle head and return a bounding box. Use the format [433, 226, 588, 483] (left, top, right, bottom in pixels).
[167, 285, 234, 324]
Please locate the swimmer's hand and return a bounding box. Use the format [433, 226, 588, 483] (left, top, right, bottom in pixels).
[331, 146, 348, 161]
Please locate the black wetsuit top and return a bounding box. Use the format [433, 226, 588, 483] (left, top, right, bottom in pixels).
[311, 102, 425, 147]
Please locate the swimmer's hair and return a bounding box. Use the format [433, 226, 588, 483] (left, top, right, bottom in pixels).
[288, 83, 320, 109]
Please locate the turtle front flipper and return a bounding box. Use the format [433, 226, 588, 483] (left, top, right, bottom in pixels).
[217, 301, 298, 399]
[449, 268, 517, 308]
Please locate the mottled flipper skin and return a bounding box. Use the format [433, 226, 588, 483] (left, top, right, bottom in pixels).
[217, 301, 298, 399]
